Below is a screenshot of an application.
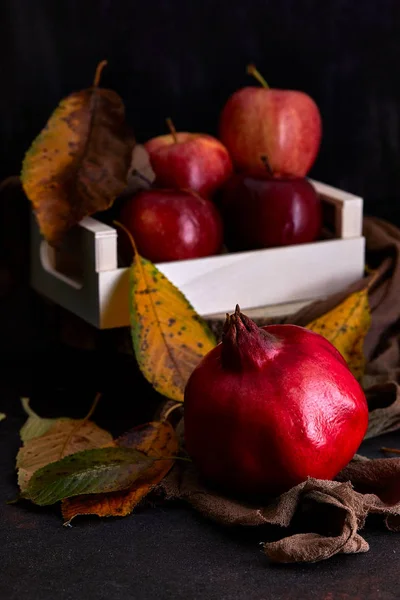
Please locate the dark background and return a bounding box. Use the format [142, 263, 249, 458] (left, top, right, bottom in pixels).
[3, 3, 400, 598]
[2, 0, 400, 222]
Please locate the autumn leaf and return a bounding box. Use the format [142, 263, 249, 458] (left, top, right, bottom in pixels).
[21, 60, 135, 246]
[17, 400, 112, 492]
[22, 447, 155, 506]
[306, 288, 371, 379]
[62, 420, 178, 524]
[19, 397, 59, 443]
[121, 226, 216, 401]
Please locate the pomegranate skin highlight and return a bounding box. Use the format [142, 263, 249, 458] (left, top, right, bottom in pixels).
[184, 306, 368, 497]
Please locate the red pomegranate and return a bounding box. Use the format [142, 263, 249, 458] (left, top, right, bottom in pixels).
[184, 306, 368, 497]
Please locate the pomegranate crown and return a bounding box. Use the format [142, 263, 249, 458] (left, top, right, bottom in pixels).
[221, 304, 279, 371]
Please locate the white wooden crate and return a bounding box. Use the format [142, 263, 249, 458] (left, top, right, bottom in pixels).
[30, 179, 365, 329]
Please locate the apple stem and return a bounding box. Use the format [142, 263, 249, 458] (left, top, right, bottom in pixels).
[246, 64, 269, 89]
[260, 155, 274, 176]
[166, 117, 178, 144]
[182, 187, 204, 201]
[93, 59, 108, 87]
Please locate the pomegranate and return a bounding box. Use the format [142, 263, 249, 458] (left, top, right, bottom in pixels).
[184, 306, 368, 497]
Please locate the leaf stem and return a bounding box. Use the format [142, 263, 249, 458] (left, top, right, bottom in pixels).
[6, 496, 20, 505]
[113, 219, 138, 255]
[84, 392, 102, 421]
[381, 447, 400, 455]
[166, 117, 178, 144]
[246, 64, 269, 89]
[155, 455, 192, 463]
[20, 397, 36, 418]
[93, 60, 108, 87]
[162, 403, 183, 421]
[366, 268, 381, 291]
[60, 392, 102, 458]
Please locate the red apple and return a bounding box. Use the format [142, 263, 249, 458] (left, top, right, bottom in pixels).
[118, 189, 223, 263]
[219, 65, 322, 178]
[220, 174, 321, 251]
[144, 119, 233, 198]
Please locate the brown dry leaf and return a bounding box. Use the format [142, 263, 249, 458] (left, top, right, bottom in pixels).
[17, 418, 113, 492]
[306, 288, 371, 379]
[21, 60, 135, 246]
[62, 420, 178, 524]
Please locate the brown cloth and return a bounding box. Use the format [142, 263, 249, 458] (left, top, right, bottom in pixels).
[159, 216, 400, 564]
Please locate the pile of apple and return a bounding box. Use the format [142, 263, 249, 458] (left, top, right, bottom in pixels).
[118, 65, 322, 264]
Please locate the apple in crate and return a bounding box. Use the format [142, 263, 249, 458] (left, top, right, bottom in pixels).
[219, 65, 322, 178]
[118, 189, 223, 263]
[144, 119, 233, 198]
[221, 174, 322, 251]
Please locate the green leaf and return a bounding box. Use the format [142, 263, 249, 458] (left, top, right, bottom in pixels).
[0, 413, 6, 422]
[19, 398, 58, 443]
[17, 416, 113, 492]
[23, 447, 155, 506]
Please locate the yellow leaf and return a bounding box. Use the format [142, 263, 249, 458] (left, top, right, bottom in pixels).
[61, 421, 178, 524]
[0, 413, 5, 422]
[306, 288, 371, 379]
[128, 248, 216, 402]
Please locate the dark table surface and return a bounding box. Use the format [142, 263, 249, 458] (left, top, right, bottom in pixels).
[2, 372, 400, 600]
